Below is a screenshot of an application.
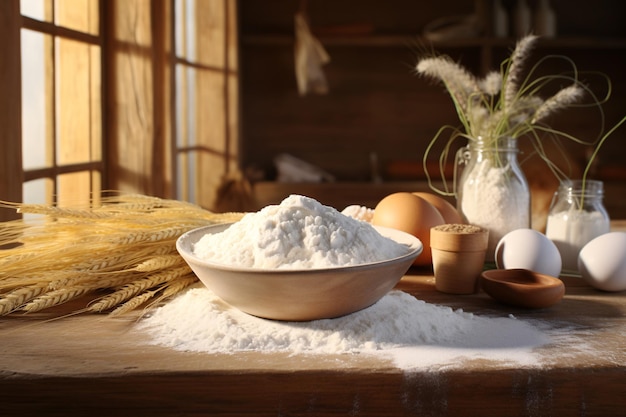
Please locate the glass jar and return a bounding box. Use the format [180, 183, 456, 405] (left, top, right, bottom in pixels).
[456, 137, 530, 261]
[545, 180, 610, 273]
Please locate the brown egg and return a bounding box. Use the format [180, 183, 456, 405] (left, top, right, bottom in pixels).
[372, 192, 445, 266]
[412, 192, 464, 224]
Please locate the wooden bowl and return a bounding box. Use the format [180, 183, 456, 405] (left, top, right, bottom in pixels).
[481, 268, 565, 309]
[176, 224, 422, 321]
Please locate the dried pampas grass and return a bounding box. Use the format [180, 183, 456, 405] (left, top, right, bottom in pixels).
[0, 193, 244, 317]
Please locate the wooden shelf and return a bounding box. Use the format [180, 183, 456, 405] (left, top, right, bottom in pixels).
[242, 34, 486, 48]
[242, 34, 626, 49]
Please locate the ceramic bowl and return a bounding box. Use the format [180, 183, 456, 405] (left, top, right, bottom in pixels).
[176, 223, 423, 321]
[481, 268, 565, 309]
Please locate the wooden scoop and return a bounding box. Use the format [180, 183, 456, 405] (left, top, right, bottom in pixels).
[481, 268, 565, 309]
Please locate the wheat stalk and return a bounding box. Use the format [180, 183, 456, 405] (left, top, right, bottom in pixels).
[21, 286, 92, 313]
[47, 270, 141, 291]
[71, 245, 176, 273]
[88, 265, 191, 313]
[0, 193, 245, 316]
[0, 283, 49, 315]
[109, 289, 159, 317]
[134, 255, 186, 272]
[110, 274, 199, 318]
[159, 274, 198, 298]
[109, 272, 199, 317]
[16, 204, 112, 219]
[107, 224, 201, 245]
[0, 271, 79, 292]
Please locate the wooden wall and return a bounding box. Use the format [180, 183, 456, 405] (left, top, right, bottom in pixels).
[238, 0, 626, 218]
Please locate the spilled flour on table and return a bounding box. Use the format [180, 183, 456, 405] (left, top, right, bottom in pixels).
[137, 287, 553, 370]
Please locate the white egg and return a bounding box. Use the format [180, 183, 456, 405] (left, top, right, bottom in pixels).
[578, 232, 626, 292]
[495, 228, 562, 277]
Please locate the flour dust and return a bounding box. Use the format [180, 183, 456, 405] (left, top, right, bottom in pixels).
[137, 286, 553, 370]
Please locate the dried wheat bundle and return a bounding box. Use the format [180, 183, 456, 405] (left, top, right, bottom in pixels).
[0, 193, 245, 316]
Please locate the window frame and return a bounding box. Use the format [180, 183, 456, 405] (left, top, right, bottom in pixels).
[21, 10, 107, 192]
[0, 0, 240, 222]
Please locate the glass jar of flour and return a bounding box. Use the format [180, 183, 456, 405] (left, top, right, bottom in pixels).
[456, 136, 530, 261]
[545, 180, 610, 273]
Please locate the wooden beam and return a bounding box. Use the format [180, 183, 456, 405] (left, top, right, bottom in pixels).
[150, 0, 173, 198]
[0, 0, 24, 220]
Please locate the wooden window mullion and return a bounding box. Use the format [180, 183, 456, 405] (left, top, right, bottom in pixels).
[0, 0, 24, 221]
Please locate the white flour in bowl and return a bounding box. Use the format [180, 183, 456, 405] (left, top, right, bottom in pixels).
[137, 287, 552, 370]
[193, 194, 408, 269]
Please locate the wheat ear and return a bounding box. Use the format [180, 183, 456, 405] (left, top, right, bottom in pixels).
[87, 265, 191, 313]
[21, 286, 92, 313]
[109, 290, 159, 317]
[0, 283, 49, 315]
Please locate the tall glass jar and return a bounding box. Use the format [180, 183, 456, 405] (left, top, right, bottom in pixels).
[456, 137, 530, 261]
[545, 180, 610, 273]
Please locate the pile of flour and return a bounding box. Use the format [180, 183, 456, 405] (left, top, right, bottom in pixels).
[193, 194, 408, 269]
[137, 287, 551, 370]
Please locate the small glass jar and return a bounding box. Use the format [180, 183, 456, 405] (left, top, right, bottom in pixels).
[545, 180, 610, 273]
[456, 137, 530, 261]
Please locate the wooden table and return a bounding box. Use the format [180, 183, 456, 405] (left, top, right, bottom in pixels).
[1, 270, 625, 416]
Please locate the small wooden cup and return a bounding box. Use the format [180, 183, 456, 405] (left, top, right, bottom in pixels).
[430, 224, 489, 294]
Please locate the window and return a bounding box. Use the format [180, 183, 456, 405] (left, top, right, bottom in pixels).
[1, 0, 239, 222]
[106, 0, 239, 210]
[173, 0, 239, 207]
[20, 0, 104, 208]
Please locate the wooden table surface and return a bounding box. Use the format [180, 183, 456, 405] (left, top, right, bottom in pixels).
[2, 224, 626, 416]
[1, 272, 625, 416]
